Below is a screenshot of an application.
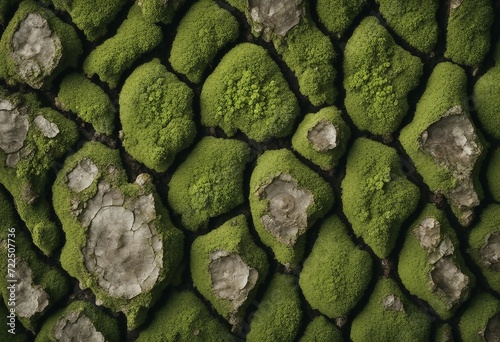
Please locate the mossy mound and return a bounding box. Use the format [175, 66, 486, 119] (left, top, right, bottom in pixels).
[474, 65, 500, 139]
[459, 292, 500, 341]
[316, 0, 365, 37]
[487, 148, 500, 202]
[299, 315, 343, 342]
[137, 0, 184, 24]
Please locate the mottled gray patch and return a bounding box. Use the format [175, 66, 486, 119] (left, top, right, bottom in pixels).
[0, 99, 29, 168]
[34, 115, 59, 138]
[484, 313, 500, 342]
[15, 261, 49, 318]
[307, 120, 337, 152]
[382, 295, 404, 312]
[53, 311, 105, 342]
[480, 234, 500, 271]
[67, 158, 99, 193]
[249, 0, 304, 41]
[431, 257, 469, 309]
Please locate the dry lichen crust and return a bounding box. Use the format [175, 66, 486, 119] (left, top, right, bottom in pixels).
[120, 59, 196, 172]
[168, 136, 251, 231]
[200, 43, 300, 141]
[249, 148, 334, 268]
[190, 215, 269, 328]
[35, 300, 120, 342]
[468, 204, 500, 293]
[299, 315, 343, 342]
[0, 87, 78, 255]
[0, 0, 81, 89]
[350, 278, 432, 342]
[400, 62, 486, 226]
[398, 204, 475, 320]
[459, 292, 500, 342]
[52, 142, 184, 329]
[344, 16, 423, 136]
[341, 137, 420, 258]
[299, 215, 373, 319]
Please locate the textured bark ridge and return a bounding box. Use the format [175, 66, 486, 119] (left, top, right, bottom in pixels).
[307, 120, 337, 152]
[15, 261, 49, 318]
[53, 311, 105, 342]
[249, 0, 304, 41]
[0, 98, 29, 168]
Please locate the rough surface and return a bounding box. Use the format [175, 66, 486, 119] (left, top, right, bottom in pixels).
[53, 311, 105, 342]
[66, 158, 99, 193]
[307, 120, 337, 152]
[248, 0, 304, 41]
[0, 98, 28, 168]
[459, 293, 500, 342]
[15, 261, 49, 318]
[480, 234, 500, 271]
[431, 257, 469, 308]
[485, 313, 500, 341]
[382, 295, 404, 312]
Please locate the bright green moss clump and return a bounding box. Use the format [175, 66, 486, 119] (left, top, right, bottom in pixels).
[468, 204, 500, 293]
[445, 0, 493, 66]
[168, 137, 250, 231]
[83, 5, 163, 88]
[377, 0, 438, 53]
[398, 205, 475, 319]
[137, 0, 184, 24]
[51, 0, 128, 41]
[190, 215, 269, 328]
[473, 66, 500, 139]
[247, 273, 302, 342]
[487, 149, 500, 202]
[342, 138, 420, 258]
[459, 293, 500, 341]
[36, 301, 120, 341]
[56, 73, 116, 135]
[299, 215, 373, 319]
[292, 106, 351, 170]
[120, 59, 196, 172]
[201, 43, 300, 141]
[299, 316, 343, 342]
[249, 149, 334, 268]
[137, 291, 233, 341]
[344, 16, 423, 135]
[350, 278, 431, 342]
[0, 0, 82, 89]
[316, 0, 365, 37]
[170, 0, 239, 84]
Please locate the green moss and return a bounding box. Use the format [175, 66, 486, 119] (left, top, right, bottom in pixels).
[0, 0, 20, 25]
[291, 106, 351, 170]
[247, 273, 302, 342]
[52, 142, 184, 329]
[170, 0, 239, 84]
[459, 293, 500, 341]
[137, 0, 183, 24]
[434, 324, 454, 342]
[351, 278, 431, 341]
[473, 65, 500, 139]
[190, 215, 269, 327]
[56, 73, 116, 135]
[83, 5, 163, 88]
[0, 0, 82, 89]
[249, 149, 334, 268]
[0, 300, 30, 342]
[316, 0, 365, 37]
[344, 16, 423, 135]
[445, 0, 493, 66]
[200, 43, 300, 141]
[341, 138, 419, 258]
[225, 0, 246, 12]
[376, 0, 438, 53]
[299, 215, 372, 319]
[398, 204, 475, 320]
[168, 137, 250, 231]
[137, 291, 233, 341]
[299, 316, 343, 342]
[35, 301, 121, 341]
[51, 0, 128, 41]
[120, 59, 196, 172]
[487, 149, 500, 202]
[468, 204, 500, 293]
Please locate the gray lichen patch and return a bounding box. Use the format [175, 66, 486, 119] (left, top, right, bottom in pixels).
[15, 260, 49, 318]
[81, 181, 163, 299]
[414, 217, 441, 251]
[0, 98, 29, 168]
[66, 158, 98, 193]
[480, 234, 500, 271]
[450, 0, 463, 10]
[10, 13, 62, 89]
[249, 0, 305, 41]
[382, 295, 404, 312]
[307, 120, 337, 152]
[260, 174, 313, 245]
[53, 311, 105, 342]
[484, 313, 500, 342]
[34, 115, 59, 138]
[209, 251, 258, 312]
[431, 257, 469, 309]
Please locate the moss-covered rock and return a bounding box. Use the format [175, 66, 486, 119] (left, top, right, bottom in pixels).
[400, 62, 486, 226]
[170, 0, 239, 84]
[474, 65, 500, 139]
[168, 137, 250, 231]
[376, 0, 438, 53]
[445, 0, 493, 66]
[398, 204, 475, 319]
[468, 204, 500, 293]
[249, 149, 334, 268]
[316, 0, 365, 37]
[190, 215, 268, 328]
[459, 292, 500, 341]
[56, 73, 116, 135]
[0, 87, 78, 255]
[120, 59, 196, 172]
[52, 142, 184, 329]
[487, 148, 500, 202]
[0, 0, 82, 89]
[137, 291, 233, 341]
[350, 278, 432, 341]
[35, 301, 121, 341]
[342, 138, 420, 258]
[435, 324, 454, 342]
[137, 0, 184, 24]
[247, 273, 302, 342]
[291, 106, 351, 170]
[83, 5, 163, 88]
[200, 43, 299, 141]
[51, 0, 128, 41]
[344, 16, 423, 136]
[299, 315, 343, 342]
[299, 215, 372, 319]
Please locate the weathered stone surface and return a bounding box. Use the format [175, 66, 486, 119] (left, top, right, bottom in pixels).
[431, 257, 469, 308]
[485, 313, 500, 341]
[382, 295, 404, 312]
[53, 311, 105, 342]
[15, 261, 49, 318]
[66, 158, 98, 193]
[249, 0, 304, 40]
[307, 120, 337, 152]
[480, 234, 500, 271]
[34, 115, 59, 138]
[0, 99, 29, 168]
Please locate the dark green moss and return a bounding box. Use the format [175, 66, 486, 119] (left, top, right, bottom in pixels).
[299, 316, 343, 342]
[487, 148, 500, 202]
[459, 293, 500, 341]
[316, 0, 365, 37]
[0, 0, 20, 25]
[434, 324, 454, 342]
[473, 65, 500, 139]
[138, 0, 184, 24]
[0, 300, 29, 342]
